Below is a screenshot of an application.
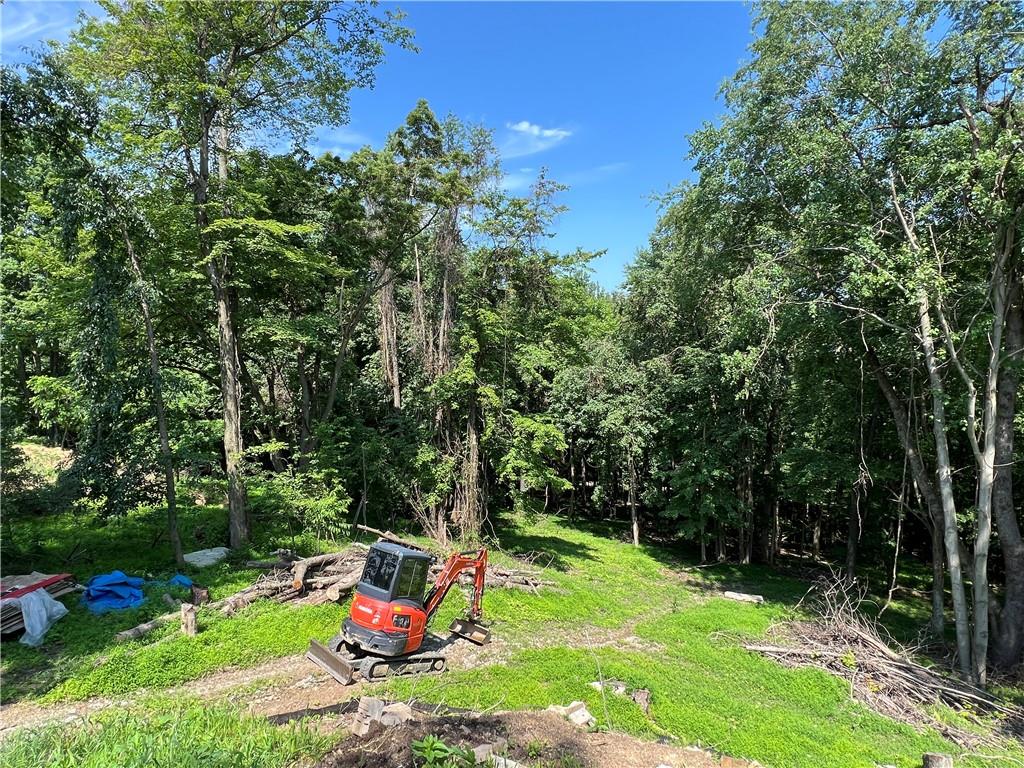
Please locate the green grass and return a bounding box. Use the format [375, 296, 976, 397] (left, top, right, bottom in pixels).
[4, 500, 1022, 768]
[0, 697, 333, 768]
[379, 517, 1023, 768]
[0, 489, 348, 704]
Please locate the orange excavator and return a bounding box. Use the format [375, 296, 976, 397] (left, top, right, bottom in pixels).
[307, 540, 490, 685]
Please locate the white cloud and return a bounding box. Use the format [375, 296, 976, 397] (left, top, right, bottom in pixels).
[500, 172, 534, 192]
[500, 120, 572, 159]
[311, 126, 373, 158]
[563, 162, 629, 186]
[1, 2, 93, 57]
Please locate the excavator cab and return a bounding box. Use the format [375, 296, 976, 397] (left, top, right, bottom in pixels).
[344, 543, 434, 656]
[307, 540, 491, 685]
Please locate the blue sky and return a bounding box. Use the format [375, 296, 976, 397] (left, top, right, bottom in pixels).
[1, 1, 755, 290]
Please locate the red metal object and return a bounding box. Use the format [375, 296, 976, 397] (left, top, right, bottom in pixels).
[345, 548, 488, 655]
[0, 573, 73, 600]
[349, 590, 429, 652]
[424, 548, 488, 621]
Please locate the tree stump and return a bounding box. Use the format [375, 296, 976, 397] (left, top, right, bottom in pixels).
[180, 603, 197, 636]
[190, 585, 210, 605]
[922, 755, 953, 768]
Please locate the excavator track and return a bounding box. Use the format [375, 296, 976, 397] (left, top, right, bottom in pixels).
[357, 651, 447, 681]
[307, 634, 448, 685]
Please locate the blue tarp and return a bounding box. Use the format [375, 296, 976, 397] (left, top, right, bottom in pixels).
[150, 573, 193, 590]
[82, 571, 145, 614]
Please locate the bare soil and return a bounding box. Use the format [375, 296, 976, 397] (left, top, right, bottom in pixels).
[315, 709, 737, 768]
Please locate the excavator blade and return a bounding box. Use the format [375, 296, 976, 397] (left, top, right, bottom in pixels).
[449, 617, 491, 645]
[306, 639, 356, 685]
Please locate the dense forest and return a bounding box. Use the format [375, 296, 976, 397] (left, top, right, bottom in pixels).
[2, 0, 1022, 691]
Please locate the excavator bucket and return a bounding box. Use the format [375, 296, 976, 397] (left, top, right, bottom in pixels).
[449, 616, 491, 645]
[306, 639, 356, 685]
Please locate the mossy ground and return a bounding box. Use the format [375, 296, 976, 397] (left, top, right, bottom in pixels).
[2, 497, 1021, 768]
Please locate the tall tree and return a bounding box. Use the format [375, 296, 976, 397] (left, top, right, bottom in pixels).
[69, 0, 410, 546]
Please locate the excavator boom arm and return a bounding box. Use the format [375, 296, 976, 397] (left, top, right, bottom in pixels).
[424, 548, 487, 621]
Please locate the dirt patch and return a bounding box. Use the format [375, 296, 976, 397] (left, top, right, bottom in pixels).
[0, 632, 507, 738]
[316, 709, 738, 768]
[0, 653, 318, 738]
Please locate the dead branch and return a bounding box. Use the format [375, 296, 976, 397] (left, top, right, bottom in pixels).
[745, 572, 1024, 749]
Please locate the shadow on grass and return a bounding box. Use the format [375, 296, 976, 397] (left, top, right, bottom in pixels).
[493, 530, 598, 572]
[0, 494, 323, 706]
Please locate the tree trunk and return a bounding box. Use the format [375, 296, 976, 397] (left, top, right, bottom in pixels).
[991, 276, 1023, 668]
[918, 290, 972, 679]
[930, 519, 946, 636]
[812, 506, 822, 559]
[868, 346, 946, 634]
[376, 258, 401, 409]
[628, 455, 639, 547]
[770, 498, 780, 565]
[209, 264, 249, 548]
[193, 112, 248, 548]
[845, 487, 860, 582]
[412, 242, 433, 372]
[458, 396, 482, 541]
[568, 443, 577, 521]
[297, 345, 313, 467]
[123, 226, 184, 566]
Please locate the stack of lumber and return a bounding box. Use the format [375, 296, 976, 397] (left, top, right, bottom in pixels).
[1, 572, 77, 634]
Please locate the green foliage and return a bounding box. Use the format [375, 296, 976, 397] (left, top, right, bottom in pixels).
[0, 698, 331, 768]
[247, 465, 352, 542]
[0, 498, 343, 704]
[411, 734, 476, 768]
[42, 600, 343, 702]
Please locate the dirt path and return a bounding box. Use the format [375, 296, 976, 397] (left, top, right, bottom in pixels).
[0, 623, 763, 768]
[0, 652, 322, 737]
[0, 618, 668, 739]
[0, 625, 522, 737]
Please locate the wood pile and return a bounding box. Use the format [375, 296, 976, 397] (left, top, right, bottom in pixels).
[744, 575, 1024, 748]
[116, 542, 551, 642]
[1, 572, 77, 634]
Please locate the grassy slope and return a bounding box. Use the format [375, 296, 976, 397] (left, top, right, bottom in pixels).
[2, 501, 1021, 768]
[1, 487, 346, 703]
[0, 698, 330, 768]
[384, 519, 1020, 768]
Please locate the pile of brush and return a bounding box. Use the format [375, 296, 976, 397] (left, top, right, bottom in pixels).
[744, 574, 1023, 748]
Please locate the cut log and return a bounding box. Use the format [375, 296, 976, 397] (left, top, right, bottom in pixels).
[115, 614, 175, 642]
[291, 552, 353, 590]
[922, 755, 952, 768]
[114, 542, 552, 643]
[180, 603, 197, 636]
[162, 593, 181, 609]
[356, 524, 427, 552]
[246, 559, 296, 570]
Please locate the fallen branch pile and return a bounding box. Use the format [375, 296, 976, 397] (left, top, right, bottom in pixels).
[744, 575, 1024, 748]
[116, 540, 551, 643]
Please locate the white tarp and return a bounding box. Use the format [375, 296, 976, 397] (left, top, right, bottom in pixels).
[6, 589, 69, 646]
[183, 546, 231, 567]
